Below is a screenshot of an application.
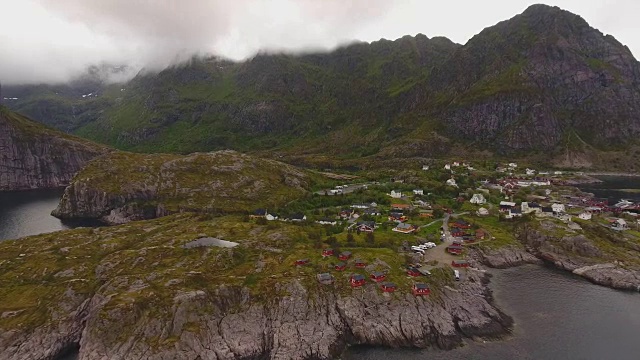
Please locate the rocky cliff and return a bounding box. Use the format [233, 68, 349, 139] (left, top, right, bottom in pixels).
[0, 107, 108, 191]
[0, 214, 512, 360]
[52, 150, 312, 224]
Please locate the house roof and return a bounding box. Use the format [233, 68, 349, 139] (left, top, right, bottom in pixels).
[395, 223, 414, 230]
[381, 282, 396, 288]
[254, 209, 267, 216]
[500, 201, 517, 207]
[357, 221, 376, 228]
[335, 262, 346, 267]
[317, 273, 333, 281]
[371, 271, 385, 277]
[413, 283, 429, 289]
[355, 259, 365, 264]
[290, 213, 305, 219]
[351, 274, 365, 281]
[542, 207, 553, 212]
[510, 208, 522, 214]
[453, 260, 468, 264]
[340, 251, 352, 256]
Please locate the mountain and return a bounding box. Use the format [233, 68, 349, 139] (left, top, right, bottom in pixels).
[0, 106, 109, 191]
[5, 5, 640, 170]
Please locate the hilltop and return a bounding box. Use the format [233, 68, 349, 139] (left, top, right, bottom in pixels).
[0, 106, 109, 191]
[52, 150, 315, 224]
[5, 4, 640, 170]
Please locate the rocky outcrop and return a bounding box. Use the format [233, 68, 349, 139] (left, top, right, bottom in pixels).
[474, 225, 640, 292]
[471, 246, 542, 269]
[1, 272, 511, 360]
[52, 150, 311, 224]
[0, 107, 108, 191]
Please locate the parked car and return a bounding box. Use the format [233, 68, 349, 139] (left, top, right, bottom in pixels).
[453, 270, 460, 281]
[423, 242, 436, 248]
[411, 247, 425, 255]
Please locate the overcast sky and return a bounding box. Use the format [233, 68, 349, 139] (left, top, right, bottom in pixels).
[0, 0, 638, 85]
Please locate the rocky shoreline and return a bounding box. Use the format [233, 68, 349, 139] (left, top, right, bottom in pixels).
[1, 272, 512, 360]
[473, 239, 640, 292]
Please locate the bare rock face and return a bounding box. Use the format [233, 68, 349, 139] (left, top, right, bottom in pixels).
[0, 273, 512, 360]
[0, 108, 107, 191]
[472, 246, 542, 269]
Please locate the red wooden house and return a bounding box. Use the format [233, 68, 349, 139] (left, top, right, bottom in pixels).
[355, 259, 367, 268]
[335, 262, 347, 271]
[380, 282, 397, 293]
[406, 268, 421, 277]
[454, 220, 471, 229]
[412, 283, 431, 296]
[322, 248, 335, 257]
[446, 245, 463, 255]
[370, 271, 386, 282]
[295, 259, 310, 266]
[350, 274, 366, 287]
[452, 260, 469, 267]
[475, 229, 487, 240]
[338, 251, 352, 261]
[450, 228, 466, 237]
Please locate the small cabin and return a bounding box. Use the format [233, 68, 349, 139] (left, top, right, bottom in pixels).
[454, 220, 471, 229]
[295, 258, 310, 266]
[354, 259, 367, 268]
[322, 248, 335, 257]
[338, 251, 352, 261]
[316, 273, 334, 285]
[406, 268, 421, 277]
[370, 271, 386, 282]
[447, 245, 463, 255]
[452, 260, 469, 268]
[350, 274, 366, 287]
[335, 262, 347, 271]
[412, 283, 430, 296]
[380, 282, 397, 293]
[475, 229, 487, 240]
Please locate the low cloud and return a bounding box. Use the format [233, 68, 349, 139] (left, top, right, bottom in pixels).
[0, 0, 390, 85]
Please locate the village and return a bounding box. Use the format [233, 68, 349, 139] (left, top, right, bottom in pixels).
[248, 161, 640, 297]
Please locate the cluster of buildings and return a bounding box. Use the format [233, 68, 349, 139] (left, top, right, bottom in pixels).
[298, 249, 432, 296]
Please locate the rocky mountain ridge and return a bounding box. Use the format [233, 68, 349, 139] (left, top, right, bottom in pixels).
[6, 5, 640, 170]
[0, 107, 108, 191]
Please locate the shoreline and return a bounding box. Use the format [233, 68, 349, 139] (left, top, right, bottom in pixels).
[585, 172, 640, 177]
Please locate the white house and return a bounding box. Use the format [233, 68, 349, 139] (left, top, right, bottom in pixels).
[508, 162, 518, 169]
[521, 202, 530, 213]
[476, 207, 489, 216]
[390, 190, 403, 199]
[611, 219, 628, 231]
[470, 194, 486, 205]
[452, 161, 460, 167]
[446, 178, 458, 187]
[578, 212, 592, 220]
[422, 165, 430, 171]
[525, 168, 536, 175]
[413, 189, 424, 195]
[266, 213, 278, 221]
[505, 208, 523, 219]
[444, 164, 451, 170]
[551, 203, 565, 214]
[554, 171, 563, 175]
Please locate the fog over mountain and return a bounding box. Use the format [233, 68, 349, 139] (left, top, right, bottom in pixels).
[1, 0, 639, 85]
